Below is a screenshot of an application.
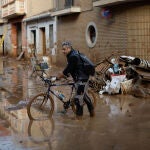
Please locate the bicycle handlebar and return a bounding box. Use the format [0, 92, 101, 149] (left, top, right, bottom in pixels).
[39, 75, 74, 87]
[40, 75, 56, 83]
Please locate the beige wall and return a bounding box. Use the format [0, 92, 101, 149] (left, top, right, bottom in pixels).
[26, 0, 53, 17]
[56, 6, 127, 66]
[55, 2, 149, 67]
[127, 5, 150, 60]
[79, 0, 93, 11]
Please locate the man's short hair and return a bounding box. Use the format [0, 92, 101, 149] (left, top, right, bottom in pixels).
[62, 41, 72, 48]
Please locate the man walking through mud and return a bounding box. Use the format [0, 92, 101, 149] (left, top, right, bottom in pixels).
[57, 41, 95, 119]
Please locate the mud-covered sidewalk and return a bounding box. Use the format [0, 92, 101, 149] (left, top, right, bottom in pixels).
[0, 57, 150, 150]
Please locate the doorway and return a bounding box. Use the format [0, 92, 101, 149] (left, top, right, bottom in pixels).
[31, 30, 36, 49]
[16, 23, 22, 56]
[39, 27, 46, 55]
[0, 35, 4, 56]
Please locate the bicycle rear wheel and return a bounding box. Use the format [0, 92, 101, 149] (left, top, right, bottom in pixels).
[71, 89, 96, 113]
[27, 93, 54, 120]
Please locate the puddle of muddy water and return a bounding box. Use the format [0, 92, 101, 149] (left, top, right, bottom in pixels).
[0, 58, 150, 150]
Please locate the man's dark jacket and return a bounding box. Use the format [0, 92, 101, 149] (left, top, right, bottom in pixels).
[63, 49, 89, 82]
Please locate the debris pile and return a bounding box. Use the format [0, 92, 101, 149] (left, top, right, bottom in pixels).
[90, 55, 150, 98]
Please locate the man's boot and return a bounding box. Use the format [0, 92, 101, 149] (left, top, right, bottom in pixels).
[89, 109, 95, 117]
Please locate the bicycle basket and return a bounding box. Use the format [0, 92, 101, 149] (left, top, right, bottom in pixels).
[40, 62, 49, 70]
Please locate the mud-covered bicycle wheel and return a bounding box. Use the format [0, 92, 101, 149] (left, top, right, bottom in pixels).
[71, 89, 96, 114]
[27, 93, 54, 120]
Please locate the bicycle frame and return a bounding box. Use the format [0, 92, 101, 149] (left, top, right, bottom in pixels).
[41, 76, 75, 106]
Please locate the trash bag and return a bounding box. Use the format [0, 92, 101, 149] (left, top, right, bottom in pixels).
[109, 75, 126, 94]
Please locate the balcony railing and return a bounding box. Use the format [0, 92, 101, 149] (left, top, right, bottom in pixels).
[52, 0, 81, 16]
[1, 0, 15, 7]
[1, 0, 9, 7]
[93, 0, 140, 7]
[2, 0, 25, 18]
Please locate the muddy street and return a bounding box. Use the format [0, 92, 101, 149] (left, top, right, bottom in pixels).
[0, 57, 150, 150]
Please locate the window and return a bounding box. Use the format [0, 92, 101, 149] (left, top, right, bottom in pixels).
[85, 22, 97, 48]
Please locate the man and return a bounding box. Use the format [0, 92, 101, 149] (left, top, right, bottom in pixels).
[57, 41, 95, 118]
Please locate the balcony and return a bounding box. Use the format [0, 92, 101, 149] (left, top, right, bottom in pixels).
[93, 0, 141, 7]
[1, 0, 25, 18]
[51, 0, 81, 17]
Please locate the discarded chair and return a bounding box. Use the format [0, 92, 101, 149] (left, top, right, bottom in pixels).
[89, 56, 112, 92]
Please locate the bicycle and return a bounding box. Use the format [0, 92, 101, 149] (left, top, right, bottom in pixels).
[27, 74, 96, 120]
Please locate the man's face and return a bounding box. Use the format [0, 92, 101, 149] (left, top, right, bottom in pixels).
[62, 45, 71, 56]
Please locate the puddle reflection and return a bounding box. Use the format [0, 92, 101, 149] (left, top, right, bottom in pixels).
[99, 94, 137, 117]
[10, 118, 55, 150]
[28, 119, 54, 143]
[0, 99, 55, 149]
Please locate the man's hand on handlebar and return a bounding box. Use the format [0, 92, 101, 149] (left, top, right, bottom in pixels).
[50, 76, 57, 82]
[56, 73, 73, 83]
[56, 73, 67, 80]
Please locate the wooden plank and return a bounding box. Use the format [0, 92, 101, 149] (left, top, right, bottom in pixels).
[16, 50, 25, 60]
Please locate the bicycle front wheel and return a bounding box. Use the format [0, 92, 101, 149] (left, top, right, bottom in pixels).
[27, 93, 54, 120]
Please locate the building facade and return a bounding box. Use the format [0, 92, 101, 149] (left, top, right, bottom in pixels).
[0, 0, 56, 60]
[52, 0, 150, 67]
[23, 0, 56, 61]
[0, 0, 149, 66]
[1, 0, 26, 57]
[92, 0, 150, 60]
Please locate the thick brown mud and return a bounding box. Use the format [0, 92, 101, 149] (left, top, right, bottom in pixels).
[0, 57, 150, 150]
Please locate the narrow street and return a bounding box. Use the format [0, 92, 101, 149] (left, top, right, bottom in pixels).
[0, 57, 150, 150]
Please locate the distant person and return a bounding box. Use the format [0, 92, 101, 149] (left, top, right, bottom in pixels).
[57, 41, 95, 119]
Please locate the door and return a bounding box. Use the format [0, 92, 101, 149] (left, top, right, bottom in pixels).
[40, 27, 46, 55]
[16, 23, 22, 56]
